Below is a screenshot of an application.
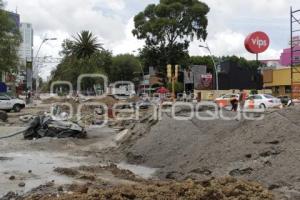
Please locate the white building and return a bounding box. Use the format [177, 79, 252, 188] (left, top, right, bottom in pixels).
[19, 23, 33, 63]
[18, 23, 33, 90]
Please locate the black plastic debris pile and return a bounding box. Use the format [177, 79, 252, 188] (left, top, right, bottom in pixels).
[24, 115, 87, 140]
[0, 110, 8, 122]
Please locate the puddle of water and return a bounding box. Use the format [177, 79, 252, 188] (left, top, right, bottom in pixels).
[117, 162, 158, 179]
[0, 152, 87, 197]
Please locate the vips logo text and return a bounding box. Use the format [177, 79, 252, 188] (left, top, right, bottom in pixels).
[245, 31, 270, 54]
[251, 37, 268, 49]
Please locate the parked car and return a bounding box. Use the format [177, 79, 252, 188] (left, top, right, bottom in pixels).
[244, 94, 282, 110]
[137, 100, 152, 110]
[215, 94, 239, 108]
[176, 93, 183, 101]
[0, 93, 26, 112]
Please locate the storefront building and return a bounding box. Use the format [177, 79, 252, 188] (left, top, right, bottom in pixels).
[263, 66, 300, 97]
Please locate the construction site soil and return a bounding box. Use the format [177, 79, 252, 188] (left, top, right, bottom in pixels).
[1, 104, 300, 199]
[122, 107, 300, 199]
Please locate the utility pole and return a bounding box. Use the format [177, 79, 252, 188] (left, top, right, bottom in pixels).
[132, 50, 146, 95]
[167, 64, 179, 101]
[199, 43, 219, 91]
[34, 37, 57, 96]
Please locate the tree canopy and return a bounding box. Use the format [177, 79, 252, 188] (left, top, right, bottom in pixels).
[221, 56, 265, 71]
[51, 50, 112, 88]
[50, 32, 142, 90]
[72, 31, 103, 59]
[189, 55, 264, 74]
[133, 0, 209, 72]
[189, 56, 215, 73]
[110, 54, 141, 82]
[133, 0, 209, 47]
[0, 1, 22, 73]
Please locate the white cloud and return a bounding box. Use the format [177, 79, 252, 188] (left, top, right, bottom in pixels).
[189, 29, 282, 60]
[5, 0, 300, 79]
[99, 0, 126, 11]
[7, 0, 126, 41]
[203, 0, 289, 19]
[6, 0, 129, 79]
[110, 17, 144, 55]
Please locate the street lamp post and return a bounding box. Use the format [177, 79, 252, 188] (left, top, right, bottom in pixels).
[34, 37, 57, 95]
[199, 43, 219, 91]
[139, 63, 146, 95]
[132, 50, 146, 94]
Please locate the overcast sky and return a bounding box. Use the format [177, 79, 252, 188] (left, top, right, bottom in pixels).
[4, 0, 300, 79]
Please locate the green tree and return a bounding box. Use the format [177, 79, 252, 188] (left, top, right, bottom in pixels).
[133, 0, 209, 72]
[59, 39, 74, 57]
[189, 56, 215, 73]
[50, 32, 112, 90]
[139, 44, 190, 74]
[110, 54, 141, 82]
[51, 50, 112, 88]
[72, 30, 102, 59]
[0, 1, 21, 73]
[167, 81, 184, 93]
[221, 56, 265, 71]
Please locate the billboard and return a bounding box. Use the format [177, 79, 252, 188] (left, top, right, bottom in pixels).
[196, 74, 213, 90]
[245, 31, 270, 54]
[191, 65, 207, 90]
[184, 68, 193, 84]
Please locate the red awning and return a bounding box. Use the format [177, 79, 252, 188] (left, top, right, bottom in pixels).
[156, 87, 169, 94]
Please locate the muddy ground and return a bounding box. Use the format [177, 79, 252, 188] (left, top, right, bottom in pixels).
[1, 102, 300, 199]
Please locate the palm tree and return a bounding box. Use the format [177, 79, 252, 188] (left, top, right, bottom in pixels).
[72, 30, 102, 59]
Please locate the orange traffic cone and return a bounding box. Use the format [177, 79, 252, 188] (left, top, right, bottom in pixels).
[249, 100, 255, 109]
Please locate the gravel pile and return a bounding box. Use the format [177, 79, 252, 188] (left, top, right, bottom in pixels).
[125, 107, 300, 199]
[24, 177, 274, 200]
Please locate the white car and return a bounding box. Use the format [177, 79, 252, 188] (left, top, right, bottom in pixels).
[0, 94, 26, 112]
[244, 94, 282, 110]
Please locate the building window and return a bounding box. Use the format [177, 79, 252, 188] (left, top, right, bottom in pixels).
[285, 86, 291, 94]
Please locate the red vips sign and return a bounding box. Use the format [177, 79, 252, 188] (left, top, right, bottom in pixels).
[245, 31, 270, 54]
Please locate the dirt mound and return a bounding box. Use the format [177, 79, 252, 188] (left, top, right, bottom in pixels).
[41, 97, 71, 104]
[23, 177, 273, 200]
[42, 96, 118, 106]
[125, 106, 300, 199]
[54, 167, 79, 176]
[54, 164, 138, 181]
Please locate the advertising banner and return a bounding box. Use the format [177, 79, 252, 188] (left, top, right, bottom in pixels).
[196, 74, 213, 90]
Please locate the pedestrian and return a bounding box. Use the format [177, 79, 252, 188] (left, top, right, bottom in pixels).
[230, 96, 238, 112]
[239, 90, 247, 111]
[183, 91, 187, 102]
[26, 90, 31, 104]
